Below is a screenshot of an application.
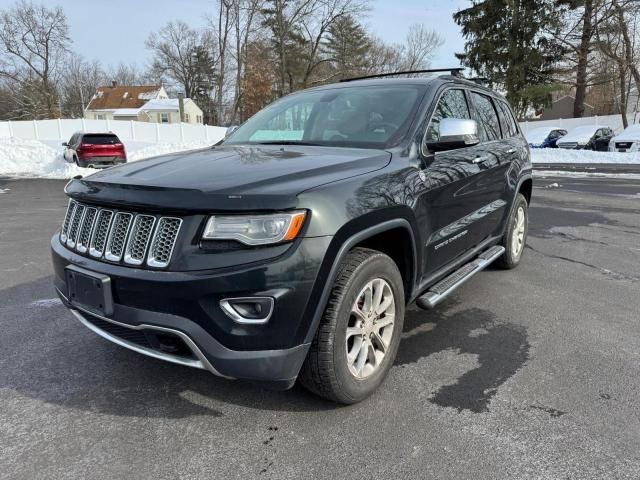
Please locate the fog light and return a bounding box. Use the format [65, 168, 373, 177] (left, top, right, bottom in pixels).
[220, 297, 274, 324]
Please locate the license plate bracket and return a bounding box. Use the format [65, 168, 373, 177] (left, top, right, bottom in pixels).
[65, 265, 113, 316]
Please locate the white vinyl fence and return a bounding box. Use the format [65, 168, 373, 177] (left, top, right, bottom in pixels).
[519, 112, 640, 135]
[0, 118, 227, 144]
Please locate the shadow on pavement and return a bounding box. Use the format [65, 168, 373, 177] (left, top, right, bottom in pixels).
[397, 304, 530, 413]
[2, 276, 530, 417]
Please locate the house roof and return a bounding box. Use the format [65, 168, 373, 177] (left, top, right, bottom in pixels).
[552, 95, 594, 109]
[87, 85, 163, 110]
[142, 98, 196, 111]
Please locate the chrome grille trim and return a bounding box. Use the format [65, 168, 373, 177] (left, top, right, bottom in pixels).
[60, 200, 77, 243]
[104, 212, 134, 262]
[66, 204, 86, 249]
[61, 201, 182, 269]
[124, 215, 156, 265]
[89, 209, 114, 258]
[76, 207, 98, 253]
[147, 218, 183, 268]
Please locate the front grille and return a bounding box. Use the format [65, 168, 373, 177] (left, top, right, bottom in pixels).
[60, 200, 182, 269]
[558, 142, 578, 149]
[148, 217, 183, 268]
[615, 142, 633, 150]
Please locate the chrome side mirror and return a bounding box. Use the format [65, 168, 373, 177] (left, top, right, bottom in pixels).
[429, 118, 480, 152]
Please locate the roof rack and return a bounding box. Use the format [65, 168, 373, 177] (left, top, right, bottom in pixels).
[340, 68, 465, 82]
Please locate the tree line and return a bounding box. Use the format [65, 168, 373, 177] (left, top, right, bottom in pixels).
[2, 0, 637, 126]
[455, 0, 640, 126]
[0, 0, 443, 125]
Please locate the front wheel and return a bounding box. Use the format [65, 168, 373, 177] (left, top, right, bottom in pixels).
[299, 248, 405, 404]
[495, 193, 528, 269]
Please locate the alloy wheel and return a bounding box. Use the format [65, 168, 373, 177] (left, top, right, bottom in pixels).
[346, 278, 396, 379]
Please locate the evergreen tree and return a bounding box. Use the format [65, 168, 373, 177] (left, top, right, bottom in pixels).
[454, 0, 563, 117]
[323, 14, 371, 80]
[261, 0, 312, 95]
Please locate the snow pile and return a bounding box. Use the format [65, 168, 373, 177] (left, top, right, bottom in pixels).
[0, 137, 85, 178]
[0, 137, 215, 179]
[531, 148, 640, 164]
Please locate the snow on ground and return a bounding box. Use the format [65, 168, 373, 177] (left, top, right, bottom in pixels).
[2, 136, 640, 180]
[531, 148, 640, 164]
[0, 137, 216, 179]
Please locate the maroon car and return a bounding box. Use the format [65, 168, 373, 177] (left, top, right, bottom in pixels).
[63, 132, 127, 168]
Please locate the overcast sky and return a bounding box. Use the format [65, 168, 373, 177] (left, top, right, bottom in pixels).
[0, 0, 470, 71]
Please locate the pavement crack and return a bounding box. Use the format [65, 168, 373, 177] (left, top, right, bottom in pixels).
[526, 245, 640, 282]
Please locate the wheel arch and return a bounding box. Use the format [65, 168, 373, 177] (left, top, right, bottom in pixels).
[301, 215, 418, 344]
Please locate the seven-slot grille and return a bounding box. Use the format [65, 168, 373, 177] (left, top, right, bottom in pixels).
[60, 200, 182, 268]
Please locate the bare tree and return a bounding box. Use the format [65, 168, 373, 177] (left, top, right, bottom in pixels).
[61, 57, 104, 118]
[146, 21, 215, 97]
[397, 24, 444, 71]
[0, 0, 70, 118]
[106, 62, 145, 86]
[231, 0, 263, 122]
[211, 1, 235, 124]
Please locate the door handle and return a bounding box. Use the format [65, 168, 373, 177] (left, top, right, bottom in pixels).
[472, 155, 490, 164]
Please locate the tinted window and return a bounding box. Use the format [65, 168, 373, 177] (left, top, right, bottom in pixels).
[227, 85, 424, 149]
[471, 92, 501, 141]
[497, 101, 518, 137]
[81, 134, 120, 144]
[424, 89, 470, 144]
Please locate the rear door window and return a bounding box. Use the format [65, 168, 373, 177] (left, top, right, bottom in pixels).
[470, 92, 501, 142]
[497, 101, 518, 137]
[424, 89, 470, 144]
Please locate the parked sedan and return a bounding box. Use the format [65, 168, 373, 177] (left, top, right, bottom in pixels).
[556, 125, 615, 151]
[608, 124, 640, 152]
[525, 126, 567, 148]
[63, 132, 127, 168]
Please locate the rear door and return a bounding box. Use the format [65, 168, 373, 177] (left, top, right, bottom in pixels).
[460, 91, 514, 248]
[415, 87, 500, 277]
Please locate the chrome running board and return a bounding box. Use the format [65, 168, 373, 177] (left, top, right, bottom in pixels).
[416, 245, 505, 310]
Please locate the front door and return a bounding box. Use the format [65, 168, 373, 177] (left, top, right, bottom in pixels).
[414, 88, 514, 282]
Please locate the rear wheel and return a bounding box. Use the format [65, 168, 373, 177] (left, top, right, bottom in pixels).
[495, 193, 528, 269]
[300, 248, 405, 404]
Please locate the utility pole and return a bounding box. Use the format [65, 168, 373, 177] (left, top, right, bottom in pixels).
[178, 93, 185, 123]
[79, 86, 86, 118]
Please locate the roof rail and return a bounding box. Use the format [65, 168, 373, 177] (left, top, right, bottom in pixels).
[339, 68, 465, 82]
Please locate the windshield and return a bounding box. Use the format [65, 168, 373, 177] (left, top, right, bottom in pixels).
[225, 85, 425, 149]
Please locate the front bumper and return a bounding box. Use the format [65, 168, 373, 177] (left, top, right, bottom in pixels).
[51, 234, 332, 387]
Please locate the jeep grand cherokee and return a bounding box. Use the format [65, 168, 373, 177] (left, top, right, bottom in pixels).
[51, 72, 532, 404]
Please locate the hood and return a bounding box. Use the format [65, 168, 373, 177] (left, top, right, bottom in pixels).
[613, 125, 640, 142]
[559, 126, 599, 144]
[65, 144, 391, 212]
[526, 127, 561, 144]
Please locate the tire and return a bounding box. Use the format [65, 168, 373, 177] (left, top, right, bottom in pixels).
[299, 247, 405, 404]
[495, 193, 528, 269]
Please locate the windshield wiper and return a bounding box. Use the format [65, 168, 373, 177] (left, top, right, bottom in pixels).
[256, 140, 324, 146]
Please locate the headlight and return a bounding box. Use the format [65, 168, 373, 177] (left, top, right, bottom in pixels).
[202, 211, 306, 245]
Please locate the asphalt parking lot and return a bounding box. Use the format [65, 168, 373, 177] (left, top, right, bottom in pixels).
[1, 175, 640, 479]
